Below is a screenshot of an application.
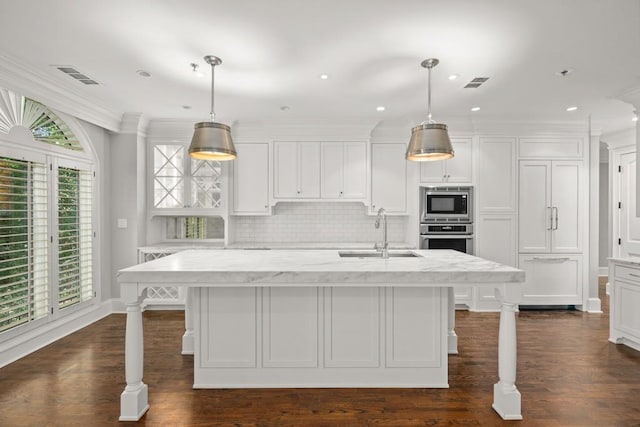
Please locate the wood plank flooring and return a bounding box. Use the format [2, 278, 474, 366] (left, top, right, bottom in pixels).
[1, 281, 639, 426]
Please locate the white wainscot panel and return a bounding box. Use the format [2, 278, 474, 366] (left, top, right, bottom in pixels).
[385, 287, 441, 367]
[200, 287, 256, 368]
[324, 287, 379, 367]
[263, 287, 319, 368]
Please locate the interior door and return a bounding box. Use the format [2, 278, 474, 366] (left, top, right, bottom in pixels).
[619, 152, 640, 257]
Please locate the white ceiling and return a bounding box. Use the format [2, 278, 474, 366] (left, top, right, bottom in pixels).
[0, 0, 639, 133]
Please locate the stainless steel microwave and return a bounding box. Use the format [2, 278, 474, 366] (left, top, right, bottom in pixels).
[421, 186, 473, 222]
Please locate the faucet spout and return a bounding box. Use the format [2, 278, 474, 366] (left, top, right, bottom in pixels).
[375, 208, 389, 259]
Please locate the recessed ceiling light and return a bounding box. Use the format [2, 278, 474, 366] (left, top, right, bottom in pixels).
[470, 107, 481, 112]
[633, 116, 638, 122]
[566, 106, 578, 112]
[555, 68, 574, 77]
[136, 70, 151, 78]
[376, 106, 385, 112]
[448, 74, 459, 80]
[319, 73, 330, 80]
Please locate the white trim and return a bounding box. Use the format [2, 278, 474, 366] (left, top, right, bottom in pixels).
[0, 300, 113, 368]
[599, 267, 608, 276]
[586, 298, 603, 313]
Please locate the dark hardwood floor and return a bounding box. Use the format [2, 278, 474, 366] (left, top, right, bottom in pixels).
[1, 280, 639, 426]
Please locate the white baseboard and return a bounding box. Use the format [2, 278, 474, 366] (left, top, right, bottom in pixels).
[0, 300, 114, 368]
[586, 297, 603, 313]
[598, 267, 608, 277]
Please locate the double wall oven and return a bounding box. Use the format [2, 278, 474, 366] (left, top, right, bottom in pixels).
[420, 186, 474, 255]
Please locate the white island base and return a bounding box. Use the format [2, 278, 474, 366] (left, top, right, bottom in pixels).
[194, 286, 448, 388]
[117, 249, 524, 421]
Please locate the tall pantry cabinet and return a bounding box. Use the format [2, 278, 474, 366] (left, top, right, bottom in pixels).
[517, 138, 586, 306]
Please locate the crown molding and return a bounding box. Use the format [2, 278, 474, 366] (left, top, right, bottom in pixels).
[616, 85, 640, 109]
[0, 53, 122, 132]
[120, 113, 149, 137]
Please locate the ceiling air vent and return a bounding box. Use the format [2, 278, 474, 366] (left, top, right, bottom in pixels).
[464, 77, 489, 89]
[54, 65, 99, 85]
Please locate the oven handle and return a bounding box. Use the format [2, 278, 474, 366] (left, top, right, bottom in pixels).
[421, 235, 474, 239]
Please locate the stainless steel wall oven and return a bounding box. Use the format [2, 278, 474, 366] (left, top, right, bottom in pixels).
[420, 186, 474, 254]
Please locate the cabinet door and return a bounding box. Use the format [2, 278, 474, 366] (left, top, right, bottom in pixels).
[419, 160, 445, 183]
[298, 143, 321, 198]
[342, 142, 367, 199]
[519, 254, 582, 305]
[445, 138, 473, 183]
[273, 142, 298, 198]
[321, 142, 344, 198]
[233, 143, 269, 214]
[477, 137, 516, 213]
[551, 161, 582, 252]
[371, 143, 406, 213]
[519, 161, 551, 253]
[152, 143, 185, 209]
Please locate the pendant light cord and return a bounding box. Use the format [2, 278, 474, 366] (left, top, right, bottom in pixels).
[426, 64, 433, 123]
[210, 62, 216, 121]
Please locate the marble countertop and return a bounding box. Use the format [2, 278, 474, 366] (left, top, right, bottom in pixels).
[118, 249, 524, 286]
[139, 242, 415, 251]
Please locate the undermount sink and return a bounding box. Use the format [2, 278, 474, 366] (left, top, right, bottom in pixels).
[338, 250, 421, 258]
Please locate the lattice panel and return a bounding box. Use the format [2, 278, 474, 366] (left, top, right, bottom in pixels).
[153, 145, 184, 208]
[139, 250, 181, 304]
[191, 159, 222, 208]
[146, 286, 180, 300]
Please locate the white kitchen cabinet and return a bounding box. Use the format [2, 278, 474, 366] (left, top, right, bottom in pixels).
[273, 141, 321, 199]
[232, 143, 270, 215]
[321, 142, 367, 199]
[420, 138, 472, 184]
[518, 254, 583, 305]
[370, 142, 407, 214]
[477, 137, 517, 213]
[519, 160, 583, 253]
[149, 141, 225, 215]
[609, 260, 640, 351]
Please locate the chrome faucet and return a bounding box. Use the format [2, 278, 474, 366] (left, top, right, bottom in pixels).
[374, 207, 389, 259]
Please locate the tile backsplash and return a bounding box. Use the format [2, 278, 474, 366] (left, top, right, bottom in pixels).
[230, 202, 406, 243]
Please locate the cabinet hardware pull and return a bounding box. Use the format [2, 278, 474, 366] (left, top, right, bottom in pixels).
[553, 206, 559, 230]
[532, 257, 570, 262]
[629, 273, 640, 278]
[547, 206, 553, 230]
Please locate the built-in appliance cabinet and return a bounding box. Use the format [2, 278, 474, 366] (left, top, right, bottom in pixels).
[420, 137, 473, 184]
[320, 142, 368, 200]
[519, 254, 583, 305]
[273, 141, 321, 199]
[370, 142, 407, 214]
[609, 260, 640, 352]
[516, 136, 586, 307]
[148, 141, 225, 216]
[231, 142, 270, 215]
[519, 160, 583, 253]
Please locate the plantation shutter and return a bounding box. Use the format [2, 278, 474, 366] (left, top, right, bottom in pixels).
[0, 156, 48, 333]
[57, 163, 93, 310]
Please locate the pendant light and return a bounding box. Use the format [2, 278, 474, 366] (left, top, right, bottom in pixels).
[406, 58, 454, 161]
[188, 55, 237, 161]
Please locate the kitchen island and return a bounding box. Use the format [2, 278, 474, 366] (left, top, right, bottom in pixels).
[117, 249, 525, 421]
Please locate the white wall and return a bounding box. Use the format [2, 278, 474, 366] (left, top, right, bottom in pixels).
[229, 202, 407, 244]
[599, 161, 609, 269]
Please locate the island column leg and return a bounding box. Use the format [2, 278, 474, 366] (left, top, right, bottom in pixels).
[492, 285, 522, 420]
[120, 297, 149, 421]
[182, 286, 194, 355]
[447, 287, 458, 354]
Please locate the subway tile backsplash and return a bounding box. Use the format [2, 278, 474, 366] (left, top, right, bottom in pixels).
[229, 202, 406, 243]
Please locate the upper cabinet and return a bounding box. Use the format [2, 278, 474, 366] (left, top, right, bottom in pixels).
[232, 142, 270, 215]
[150, 141, 224, 215]
[477, 137, 517, 213]
[419, 137, 472, 184]
[370, 142, 407, 214]
[321, 142, 368, 200]
[273, 141, 321, 199]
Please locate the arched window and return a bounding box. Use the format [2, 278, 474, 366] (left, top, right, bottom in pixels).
[0, 88, 95, 336]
